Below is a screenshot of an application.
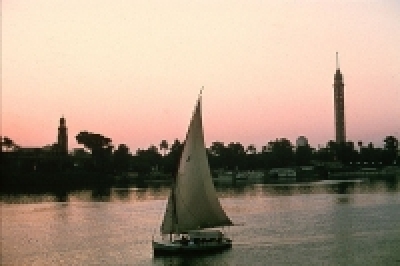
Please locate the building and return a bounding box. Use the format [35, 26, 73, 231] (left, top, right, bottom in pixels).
[296, 136, 309, 147]
[57, 116, 68, 154]
[2, 116, 69, 174]
[333, 52, 346, 144]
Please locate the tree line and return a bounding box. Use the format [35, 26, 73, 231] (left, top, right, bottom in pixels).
[2, 132, 398, 175]
[1, 132, 398, 192]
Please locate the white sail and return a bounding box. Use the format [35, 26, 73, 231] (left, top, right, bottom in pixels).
[161, 97, 232, 234]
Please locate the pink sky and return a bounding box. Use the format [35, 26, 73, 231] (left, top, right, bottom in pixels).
[2, 1, 400, 152]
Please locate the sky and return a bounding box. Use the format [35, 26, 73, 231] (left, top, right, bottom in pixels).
[2, 0, 400, 152]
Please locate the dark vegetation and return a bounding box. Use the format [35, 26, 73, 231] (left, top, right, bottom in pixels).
[1, 133, 398, 193]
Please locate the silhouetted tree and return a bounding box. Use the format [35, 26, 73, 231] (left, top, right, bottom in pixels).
[72, 148, 90, 158]
[209, 141, 225, 156]
[113, 144, 131, 174]
[1, 136, 16, 152]
[245, 144, 259, 170]
[208, 141, 226, 170]
[163, 139, 184, 174]
[132, 145, 162, 176]
[267, 138, 294, 168]
[159, 140, 169, 156]
[71, 148, 91, 170]
[226, 142, 246, 170]
[76, 131, 112, 151]
[326, 140, 338, 160]
[246, 144, 257, 155]
[357, 141, 363, 150]
[335, 141, 358, 165]
[360, 142, 379, 166]
[75, 131, 113, 171]
[383, 136, 399, 165]
[259, 145, 272, 169]
[295, 144, 313, 166]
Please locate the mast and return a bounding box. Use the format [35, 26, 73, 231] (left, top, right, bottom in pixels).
[170, 182, 175, 241]
[169, 89, 202, 240]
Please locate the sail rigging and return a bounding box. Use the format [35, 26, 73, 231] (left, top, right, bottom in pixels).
[161, 97, 232, 234]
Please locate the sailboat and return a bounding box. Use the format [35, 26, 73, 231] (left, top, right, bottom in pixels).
[153, 93, 233, 255]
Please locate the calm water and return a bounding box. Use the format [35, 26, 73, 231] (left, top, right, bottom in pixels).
[1, 178, 400, 265]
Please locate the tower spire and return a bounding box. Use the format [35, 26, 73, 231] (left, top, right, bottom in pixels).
[333, 52, 345, 144]
[336, 52, 340, 70]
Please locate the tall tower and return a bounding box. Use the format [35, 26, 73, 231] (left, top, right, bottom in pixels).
[333, 52, 346, 144]
[57, 116, 68, 154]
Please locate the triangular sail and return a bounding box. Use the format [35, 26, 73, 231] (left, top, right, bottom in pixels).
[161, 97, 232, 234]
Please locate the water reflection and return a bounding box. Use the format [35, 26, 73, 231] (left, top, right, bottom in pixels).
[334, 182, 353, 204]
[386, 178, 398, 191]
[1, 178, 398, 204]
[2, 177, 399, 265]
[113, 188, 130, 200]
[153, 252, 230, 266]
[332, 193, 354, 263]
[54, 190, 69, 202]
[90, 187, 111, 201]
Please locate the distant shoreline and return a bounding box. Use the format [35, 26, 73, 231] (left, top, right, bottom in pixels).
[1, 169, 397, 194]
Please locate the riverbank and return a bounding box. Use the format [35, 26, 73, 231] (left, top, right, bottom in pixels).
[1, 168, 398, 195]
[1, 170, 115, 193]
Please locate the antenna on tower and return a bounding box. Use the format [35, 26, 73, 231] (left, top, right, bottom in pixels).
[336, 52, 340, 70]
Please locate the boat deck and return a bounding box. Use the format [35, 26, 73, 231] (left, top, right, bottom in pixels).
[153, 238, 232, 256]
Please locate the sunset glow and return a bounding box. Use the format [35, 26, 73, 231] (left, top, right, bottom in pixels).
[2, 1, 399, 151]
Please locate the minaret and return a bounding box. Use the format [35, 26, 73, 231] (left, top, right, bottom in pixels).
[57, 116, 68, 154]
[333, 52, 346, 144]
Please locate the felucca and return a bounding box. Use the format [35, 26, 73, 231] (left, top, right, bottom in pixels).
[153, 92, 233, 255]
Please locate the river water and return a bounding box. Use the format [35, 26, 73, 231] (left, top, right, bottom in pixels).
[1, 178, 400, 265]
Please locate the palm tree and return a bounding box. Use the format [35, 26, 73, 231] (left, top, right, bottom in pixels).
[383, 136, 398, 151]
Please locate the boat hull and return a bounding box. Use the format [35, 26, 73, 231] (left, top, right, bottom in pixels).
[153, 239, 232, 256]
